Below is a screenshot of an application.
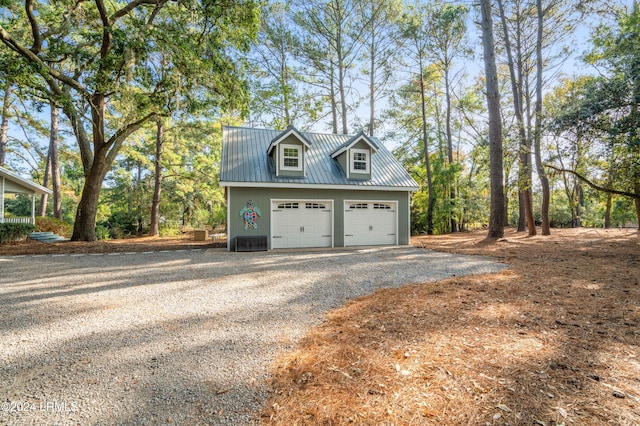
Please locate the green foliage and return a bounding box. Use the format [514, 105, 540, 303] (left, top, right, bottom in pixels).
[3, 0, 638, 241]
[611, 197, 637, 226]
[97, 118, 230, 237]
[0, 223, 34, 243]
[94, 225, 111, 241]
[580, 192, 606, 228]
[98, 211, 142, 240]
[0, 0, 261, 240]
[3, 194, 31, 217]
[545, 5, 640, 231]
[158, 225, 182, 237]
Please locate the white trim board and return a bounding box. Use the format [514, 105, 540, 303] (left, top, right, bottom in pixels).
[279, 143, 304, 172]
[222, 181, 418, 192]
[349, 148, 370, 174]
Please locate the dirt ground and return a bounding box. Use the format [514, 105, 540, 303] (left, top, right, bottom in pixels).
[2, 228, 639, 425]
[260, 228, 640, 425]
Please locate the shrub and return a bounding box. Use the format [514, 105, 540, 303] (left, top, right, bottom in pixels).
[159, 226, 182, 237]
[0, 223, 35, 243]
[35, 217, 73, 237]
[95, 225, 111, 241]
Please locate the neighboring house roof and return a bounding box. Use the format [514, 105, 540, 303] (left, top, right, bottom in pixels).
[0, 166, 52, 195]
[220, 125, 419, 191]
[266, 125, 313, 155]
[330, 131, 379, 158]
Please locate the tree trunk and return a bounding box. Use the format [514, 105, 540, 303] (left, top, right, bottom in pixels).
[338, 57, 348, 134]
[50, 105, 62, 219]
[149, 119, 163, 237]
[504, 191, 510, 227]
[574, 183, 581, 227]
[518, 191, 526, 231]
[280, 48, 291, 127]
[330, 64, 338, 134]
[38, 144, 51, 217]
[523, 87, 536, 235]
[535, 0, 551, 235]
[481, 0, 505, 239]
[604, 193, 612, 228]
[449, 188, 457, 232]
[39, 105, 61, 217]
[444, 68, 453, 164]
[65, 89, 153, 241]
[71, 149, 108, 241]
[369, 31, 375, 136]
[497, 0, 535, 235]
[523, 187, 536, 233]
[419, 54, 435, 235]
[71, 94, 109, 242]
[635, 184, 640, 231]
[335, 14, 348, 135]
[444, 66, 457, 232]
[0, 80, 12, 167]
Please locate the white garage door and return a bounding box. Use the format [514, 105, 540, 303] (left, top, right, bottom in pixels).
[344, 201, 397, 246]
[271, 200, 333, 249]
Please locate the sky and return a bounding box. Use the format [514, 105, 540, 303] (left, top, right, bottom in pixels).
[2, 0, 636, 178]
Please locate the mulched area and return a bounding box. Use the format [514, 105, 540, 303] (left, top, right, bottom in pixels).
[0, 233, 226, 256]
[260, 228, 640, 425]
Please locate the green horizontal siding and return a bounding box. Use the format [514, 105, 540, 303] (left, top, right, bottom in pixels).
[228, 186, 411, 250]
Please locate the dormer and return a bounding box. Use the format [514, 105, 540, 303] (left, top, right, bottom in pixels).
[267, 126, 312, 177]
[330, 131, 379, 180]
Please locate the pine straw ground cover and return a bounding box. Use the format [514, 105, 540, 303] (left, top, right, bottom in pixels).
[260, 228, 640, 426]
[0, 232, 225, 255]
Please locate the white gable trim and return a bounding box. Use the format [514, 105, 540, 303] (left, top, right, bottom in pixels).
[266, 126, 312, 155]
[330, 133, 378, 159]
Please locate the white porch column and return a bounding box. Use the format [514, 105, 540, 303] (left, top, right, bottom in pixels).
[31, 192, 35, 225]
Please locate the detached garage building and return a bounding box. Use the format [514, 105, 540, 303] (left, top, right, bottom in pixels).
[220, 125, 419, 251]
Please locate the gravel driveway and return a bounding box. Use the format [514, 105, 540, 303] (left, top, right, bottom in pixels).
[0, 246, 505, 425]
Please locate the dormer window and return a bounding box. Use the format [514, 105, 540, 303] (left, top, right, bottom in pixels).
[330, 131, 377, 179]
[350, 149, 370, 174]
[280, 144, 302, 171]
[267, 126, 311, 177]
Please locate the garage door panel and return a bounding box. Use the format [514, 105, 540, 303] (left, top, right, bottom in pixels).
[271, 200, 332, 249]
[344, 201, 397, 246]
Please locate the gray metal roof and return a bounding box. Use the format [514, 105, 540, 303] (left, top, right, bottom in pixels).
[220, 126, 419, 190]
